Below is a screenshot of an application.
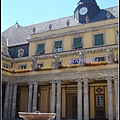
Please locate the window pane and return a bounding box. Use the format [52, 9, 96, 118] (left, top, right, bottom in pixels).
[37, 64, 43, 68]
[116, 31, 119, 44]
[94, 34, 104, 46]
[96, 95, 104, 106]
[37, 44, 44, 53]
[55, 41, 62, 48]
[95, 57, 105, 62]
[73, 37, 82, 48]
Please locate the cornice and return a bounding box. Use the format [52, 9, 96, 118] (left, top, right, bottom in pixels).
[27, 23, 118, 42]
[2, 44, 118, 63]
[2, 68, 118, 83]
[2, 55, 13, 62]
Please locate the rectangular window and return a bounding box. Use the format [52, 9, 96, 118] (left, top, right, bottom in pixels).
[54, 41, 62, 52]
[94, 34, 104, 46]
[73, 37, 82, 49]
[36, 44, 44, 54]
[95, 56, 105, 62]
[3, 63, 10, 69]
[37, 63, 44, 68]
[96, 95, 104, 106]
[116, 31, 119, 44]
[19, 65, 27, 70]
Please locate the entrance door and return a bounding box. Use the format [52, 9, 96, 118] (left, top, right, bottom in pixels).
[66, 93, 77, 119]
[95, 94, 105, 119]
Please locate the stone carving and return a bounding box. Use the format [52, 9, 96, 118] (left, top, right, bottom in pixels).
[49, 24, 52, 30]
[66, 20, 70, 27]
[85, 16, 89, 23]
[52, 55, 61, 69]
[33, 27, 36, 34]
[106, 12, 111, 19]
[31, 57, 37, 70]
[107, 48, 115, 63]
[78, 51, 86, 66]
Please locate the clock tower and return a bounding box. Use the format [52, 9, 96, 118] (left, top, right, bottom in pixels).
[74, 0, 100, 23]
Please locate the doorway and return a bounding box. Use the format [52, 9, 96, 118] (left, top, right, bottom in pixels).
[66, 93, 77, 119]
[95, 94, 105, 119]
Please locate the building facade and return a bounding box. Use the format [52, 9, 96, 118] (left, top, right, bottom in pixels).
[2, 0, 119, 120]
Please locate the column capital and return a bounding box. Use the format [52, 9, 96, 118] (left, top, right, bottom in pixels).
[113, 77, 118, 81]
[33, 82, 38, 84]
[105, 77, 113, 81]
[50, 80, 56, 84]
[76, 79, 82, 82]
[28, 82, 33, 85]
[56, 80, 61, 84]
[81, 78, 89, 82]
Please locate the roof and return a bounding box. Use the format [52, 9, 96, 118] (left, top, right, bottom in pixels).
[2, 6, 118, 47]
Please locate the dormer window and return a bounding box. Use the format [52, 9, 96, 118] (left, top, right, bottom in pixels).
[36, 43, 44, 55]
[73, 37, 82, 49]
[18, 49, 24, 57]
[54, 41, 62, 52]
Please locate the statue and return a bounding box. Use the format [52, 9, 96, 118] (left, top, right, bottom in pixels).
[107, 48, 115, 63]
[31, 57, 37, 70]
[52, 55, 61, 69]
[78, 51, 86, 66]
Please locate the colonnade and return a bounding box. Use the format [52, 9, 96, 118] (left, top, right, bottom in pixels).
[3, 77, 118, 120]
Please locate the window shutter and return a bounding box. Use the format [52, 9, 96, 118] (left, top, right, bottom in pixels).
[94, 34, 104, 46]
[73, 37, 82, 48]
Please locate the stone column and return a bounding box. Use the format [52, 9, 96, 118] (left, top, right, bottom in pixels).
[50, 81, 56, 113]
[32, 82, 38, 112]
[11, 84, 18, 118]
[83, 79, 89, 120]
[3, 83, 10, 118]
[27, 82, 33, 112]
[8, 84, 13, 118]
[106, 77, 113, 120]
[76, 79, 82, 120]
[114, 78, 118, 120]
[56, 81, 61, 120]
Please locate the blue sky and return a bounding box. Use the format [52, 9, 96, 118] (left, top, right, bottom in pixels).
[1, 0, 118, 32]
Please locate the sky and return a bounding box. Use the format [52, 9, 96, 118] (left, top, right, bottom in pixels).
[1, 0, 119, 32]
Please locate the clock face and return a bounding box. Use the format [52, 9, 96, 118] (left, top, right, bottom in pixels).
[79, 7, 88, 15]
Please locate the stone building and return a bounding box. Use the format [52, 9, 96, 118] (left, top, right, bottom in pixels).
[2, 0, 119, 120]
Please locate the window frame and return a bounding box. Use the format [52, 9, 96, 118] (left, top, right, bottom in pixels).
[53, 40, 63, 53]
[18, 64, 27, 70]
[94, 56, 106, 62]
[18, 48, 24, 58]
[36, 42, 45, 55]
[72, 36, 83, 49]
[3, 63, 10, 69]
[96, 95, 104, 107]
[93, 32, 105, 47]
[37, 62, 44, 68]
[115, 30, 119, 44]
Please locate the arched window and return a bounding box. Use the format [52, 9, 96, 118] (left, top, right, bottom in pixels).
[18, 49, 24, 57]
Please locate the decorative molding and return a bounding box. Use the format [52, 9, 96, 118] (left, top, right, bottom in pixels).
[27, 23, 118, 42]
[2, 44, 118, 63]
[2, 68, 118, 83]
